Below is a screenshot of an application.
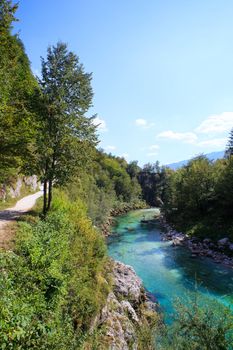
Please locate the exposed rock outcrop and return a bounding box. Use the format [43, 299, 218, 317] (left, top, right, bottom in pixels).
[0, 175, 39, 201]
[99, 261, 159, 349]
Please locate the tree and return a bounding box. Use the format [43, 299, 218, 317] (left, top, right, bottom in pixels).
[215, 157, 233, 222]
[37, 42, 98, 215]
[0, 0, 38, 182]
[225, 128, 233, 158]
[138, 162, 167, 206]
[126, 161, 140, 179]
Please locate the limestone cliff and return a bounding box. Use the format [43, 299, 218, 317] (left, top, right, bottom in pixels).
[97, 260, 159, 350]
[0, 175, 39, 201]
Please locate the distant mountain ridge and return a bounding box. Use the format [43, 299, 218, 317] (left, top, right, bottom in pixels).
[166, 151, 224, 170]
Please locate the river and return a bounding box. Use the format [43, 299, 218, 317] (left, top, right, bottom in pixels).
[107, 209, 233, 322]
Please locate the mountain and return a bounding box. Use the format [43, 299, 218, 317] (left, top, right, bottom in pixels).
[166, 151, 225, 170]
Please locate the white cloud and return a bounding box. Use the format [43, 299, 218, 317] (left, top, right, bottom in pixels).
[146, 144, 159, 157]
[105, 145, 116, 151]
[135, 118, 147, 126]
[148, 144, 160, 150]
[156, 111, 232, 149]
[93, 116, 108, 132]
[157, 130, 198, 144]
[196, 112, 233, 134]
[197, 137, 227, 148]
[135, 118, 155, 129]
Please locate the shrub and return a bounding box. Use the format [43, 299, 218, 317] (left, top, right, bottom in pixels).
[159, 294, 233, 350]
[0, 191, 109, 349]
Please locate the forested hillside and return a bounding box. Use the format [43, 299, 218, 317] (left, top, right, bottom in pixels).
[0, 1, 38, 183]
[163, 132, 233, 242]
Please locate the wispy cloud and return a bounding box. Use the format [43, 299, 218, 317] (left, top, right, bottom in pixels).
[146, 144, 159, 157]
[93, 116, 108, 132]
[135, 118, 155, 129]
[195, 112, 233, 134]
[157, 130, 198, 144]
[156, 112, 232, 150]
[148, 144, 160, 150]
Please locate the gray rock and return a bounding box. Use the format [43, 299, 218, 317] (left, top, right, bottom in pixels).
[121, 301, 139, 323]
[113, 261, 142, 303]
[98, 260, 158, 349]
[9, 178, 22, 198]
[23, 175, 38, 191]
[218, 237, 230, 246]
[203, 238, 212, 244]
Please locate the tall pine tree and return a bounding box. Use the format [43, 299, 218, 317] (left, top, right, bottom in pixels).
[225, 128, 233, 158]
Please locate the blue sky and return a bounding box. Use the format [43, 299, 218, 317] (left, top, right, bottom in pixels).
[15, 0, 233, 165]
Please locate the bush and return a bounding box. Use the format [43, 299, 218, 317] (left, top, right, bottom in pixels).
[0, 191, 109, 349]
[158, 294, 233, 350]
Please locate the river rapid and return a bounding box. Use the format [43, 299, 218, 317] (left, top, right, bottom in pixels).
[107, 209, 233, 322]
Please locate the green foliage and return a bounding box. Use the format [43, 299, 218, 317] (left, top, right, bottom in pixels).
[0, 191, 109, 349]
[163, 151, 233, 241]
[138, 161, 168, 206]
[65, 150, 144, 226]
[37, 42, 98, 214]
[136, 305, 161, 350]
[0, 1, 39, 182]
[225, 128, 233, 158]
[159, 295, 233, 350]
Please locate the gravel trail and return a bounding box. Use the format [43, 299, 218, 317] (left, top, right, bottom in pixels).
[0, 190, 43, 248]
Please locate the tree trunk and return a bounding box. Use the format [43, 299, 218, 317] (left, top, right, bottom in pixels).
[47, 178, 53, 212]
[47, 152, 56, 212]
[43, 179, 48, 216]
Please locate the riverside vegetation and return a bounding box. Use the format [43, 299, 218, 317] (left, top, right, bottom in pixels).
[0, 1, 233, 349]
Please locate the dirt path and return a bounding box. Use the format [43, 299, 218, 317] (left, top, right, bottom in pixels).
[0, 190, 43, 249]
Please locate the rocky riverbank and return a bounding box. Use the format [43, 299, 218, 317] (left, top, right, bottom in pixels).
[160, 215, 233, 268]
[98, 260, 159, 349]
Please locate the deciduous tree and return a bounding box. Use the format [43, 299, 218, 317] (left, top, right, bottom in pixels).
[0, 0, 38, 182]
[38, 42, 98, 215]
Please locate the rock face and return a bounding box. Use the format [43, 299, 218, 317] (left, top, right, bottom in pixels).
[113, 262, 143, 303]
[99, 261, 158, 350]
[0, 176, 39, 201]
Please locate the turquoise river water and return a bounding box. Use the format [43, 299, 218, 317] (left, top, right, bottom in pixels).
[107, 209, 233, 321]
